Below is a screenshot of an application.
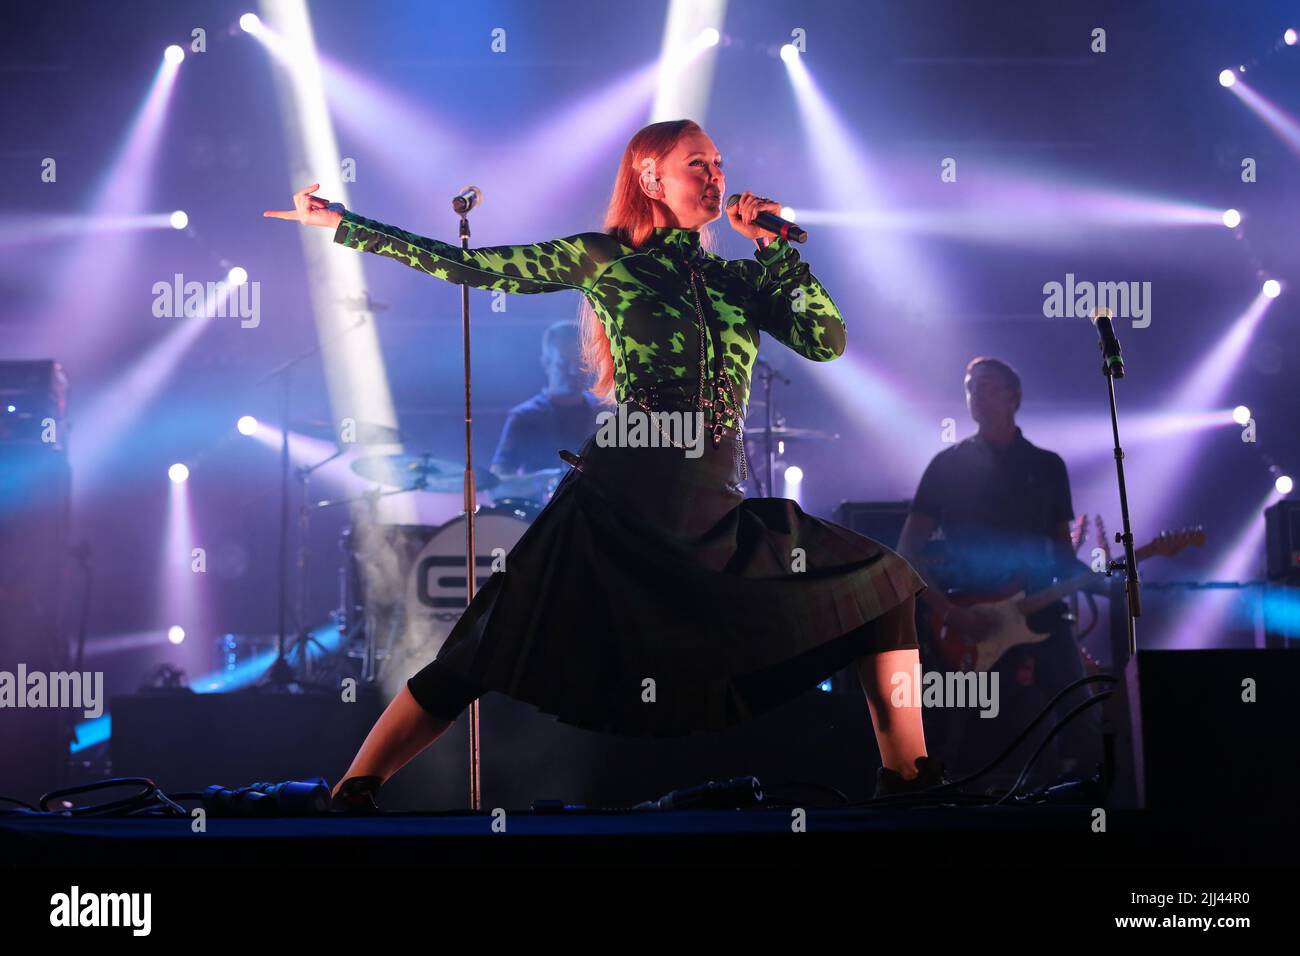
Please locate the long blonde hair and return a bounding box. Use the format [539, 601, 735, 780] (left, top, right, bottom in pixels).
[579, 119, 717, 402]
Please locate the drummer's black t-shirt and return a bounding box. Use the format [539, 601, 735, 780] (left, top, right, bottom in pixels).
[910, 427, 1079, 595]
[491, 389, 604, 474]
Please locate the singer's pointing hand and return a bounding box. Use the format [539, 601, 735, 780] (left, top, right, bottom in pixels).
[263, 183, 343, 229]
[726, 190, 781, 241]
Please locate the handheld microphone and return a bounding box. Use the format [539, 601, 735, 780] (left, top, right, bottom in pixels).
[451, 185, 482, 215]
[725, 194, 807, 243]
[1091, 308, 1125, 378]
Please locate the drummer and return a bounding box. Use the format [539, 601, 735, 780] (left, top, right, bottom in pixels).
[489, 320, 604, 499]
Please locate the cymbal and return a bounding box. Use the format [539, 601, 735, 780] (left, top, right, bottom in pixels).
[743, 425, 839, 442]
[351, 453, 499, 492]
[293, 419, 403, 446]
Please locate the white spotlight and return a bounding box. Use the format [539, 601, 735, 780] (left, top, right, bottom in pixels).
[1277, 475, 1295, 495]
[784, 465, 804, 484]
[168, 463, 190, 483]
[239, 13, 262, 32]
[164, 45, 185, 65]
[1263, 279, 1281, 298]
[236, 415, 258, 436]
[1219, 69, 1236, 88]
[699, 27, 720, 47]
[1286, 29, 1297, 46]
[169, 210, 189, 230]
[780, 206, 797, 221]
[1222, 208, 1241, 228]
[168, 625, 186, 645]
[227, 266, 248, 286]
[780, 44, 800, 64]
[1232, 405, 1251, 426]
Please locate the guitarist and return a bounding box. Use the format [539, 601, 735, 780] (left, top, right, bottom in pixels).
[897, 357, 1105, 789]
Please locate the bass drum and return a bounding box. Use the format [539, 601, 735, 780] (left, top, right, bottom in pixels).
[356, 508, 532, 700]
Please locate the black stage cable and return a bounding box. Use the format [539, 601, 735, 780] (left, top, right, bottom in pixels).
[33, 777, 188, 817]
[852, 672, 1118, 807]
[994, 691, 1113, 806]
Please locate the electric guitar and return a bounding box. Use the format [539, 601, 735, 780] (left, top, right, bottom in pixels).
[926, 526, 1206, 673]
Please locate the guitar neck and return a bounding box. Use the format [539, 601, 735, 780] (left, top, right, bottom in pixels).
[1020, 543, 1154, 616]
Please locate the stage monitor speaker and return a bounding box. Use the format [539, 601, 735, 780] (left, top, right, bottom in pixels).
[1116, 649, 1299, 809]
[109, 684, 880, 811]
[0, 360, 72, 803]
[110, 689, 386, 793]
[1265, 500, 1300, 584]
[831, 500, 911, 549]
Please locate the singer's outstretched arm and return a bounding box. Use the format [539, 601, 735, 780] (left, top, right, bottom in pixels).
[740, 238, 846, 361]
[332, 210, 623, 294]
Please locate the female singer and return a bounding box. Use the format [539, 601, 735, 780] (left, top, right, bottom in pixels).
[264, 119, 943, 806]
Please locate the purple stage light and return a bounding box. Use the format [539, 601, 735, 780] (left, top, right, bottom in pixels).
[1166, 489, 1279, 649]
[24, 55, 182, 364]
[1227, 78, 1300, 158]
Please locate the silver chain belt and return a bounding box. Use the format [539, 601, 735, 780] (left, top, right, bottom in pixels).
[626, 263, 746, 482]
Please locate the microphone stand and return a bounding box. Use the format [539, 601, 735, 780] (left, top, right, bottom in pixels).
[456, 210, 482, 813]
[1094, 310, 1142, 806]
[254, 315, 367, 690]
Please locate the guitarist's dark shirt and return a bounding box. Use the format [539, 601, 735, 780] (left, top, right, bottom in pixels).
[910, 427, 1083, 601]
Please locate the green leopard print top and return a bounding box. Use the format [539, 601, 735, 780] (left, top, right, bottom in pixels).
[332, 210, 846, 431]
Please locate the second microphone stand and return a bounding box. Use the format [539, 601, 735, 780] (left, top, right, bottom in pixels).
[1094, 309, 1142, 807]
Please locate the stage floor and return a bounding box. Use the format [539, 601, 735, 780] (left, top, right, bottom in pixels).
[2, 804, 1294, 867]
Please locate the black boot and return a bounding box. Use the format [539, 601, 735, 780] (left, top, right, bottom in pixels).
[331, 775, 383, 814]
[873, 755, 947, 800]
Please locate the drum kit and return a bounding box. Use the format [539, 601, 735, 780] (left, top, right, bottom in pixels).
[333, 444, 561, 695]
[286, 364, 836, 696]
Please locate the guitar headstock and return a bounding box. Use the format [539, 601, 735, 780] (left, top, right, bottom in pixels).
[1071, 513, 1091, 554]
[1140, 525, 1207, 560]
[1096, 515, 1113, 562]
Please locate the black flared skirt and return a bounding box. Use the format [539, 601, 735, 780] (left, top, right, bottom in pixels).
[407, 427, 926, 736]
